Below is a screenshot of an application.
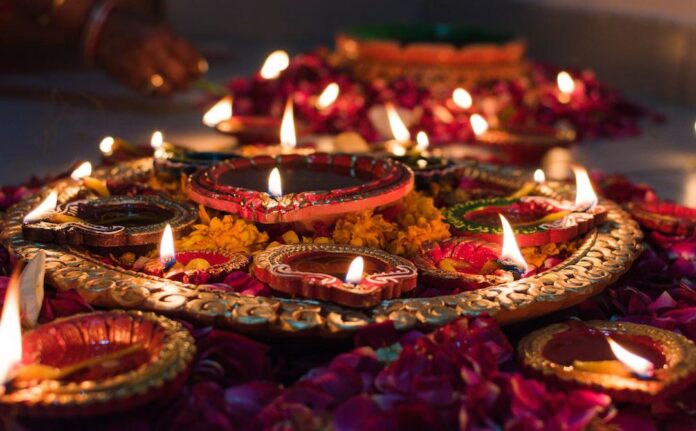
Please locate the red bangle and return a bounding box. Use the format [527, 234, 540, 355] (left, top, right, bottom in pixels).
[81, 0, 120, 65]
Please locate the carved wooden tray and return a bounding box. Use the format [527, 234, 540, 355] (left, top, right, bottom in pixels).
[0, 158, 644, 338]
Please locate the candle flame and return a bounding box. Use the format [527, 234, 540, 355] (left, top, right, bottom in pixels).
[23, 191, 57, 224]
[557, 71, 575, 95]
[316, 82, 339, 109]
[99, 136, 115, 155]
[345, 256, 364, 284]
[470, 114, 489, 136]
[499, 214, 529, 272]
[607, 337, 655, 378]
[203, 96, 232, 127]
[415, 131, 429, 152]
[452, 88, 473, 109]
[0, 268, 22, 384]
[573, 166, 597, 210]
[385, 102, 411, 144]
[151, 131, 164, 149]
[70, 161, 92, 181]
[159, 224, 176, 266]
[280, 98, 296, 149]
[391, 144, 407, 157]
[534, 169, 546, 184]
[268, 167, 282, 198]
[260, 50, 290, 79]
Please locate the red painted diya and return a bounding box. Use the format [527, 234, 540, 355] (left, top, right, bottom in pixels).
[187, 153, 414, 224]
[444, 196, 607, 247]
[0, 310, 195, 417]
[215, 115, 281, 144]
[413, 237, 514, 290]
[151, 249, 249, 283]
[518, 321, 696, 403]
[22, 196, 197, 248]
[476, 126, 576, 165]
[629, 201, 696, 236]
[252, 244, 417, 308]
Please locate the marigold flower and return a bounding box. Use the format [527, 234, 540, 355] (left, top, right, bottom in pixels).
[177, 215, 269, 254]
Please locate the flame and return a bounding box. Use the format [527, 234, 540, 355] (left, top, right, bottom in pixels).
[385, 102, 411, 144]
[573, 166, 597, 209]
[0, 268, 22, 384]
[557, 71, 575, 95]
[99, 136, 115, 155]
[260, 50, 289, 79]
[268, 167, 282, 197]
[499, 214, 529, 272]
[345, 256, 364, 284]
[203, 96, 232, 127]
[151, 131, 164, 149]
[534, 169, 546, 184]
[70, 161, 92, 181]
[470, 114, 489, 136]
[415, 131, 429, 152]
[159, 224, 176, 266]
[452, 88, 473, 109]
[23, 191, 57, 224]
[316, 82, 339, 109]
[607, 337, 655, 378]
[280, 98, 297, 149]
[391, 144, 407, 156]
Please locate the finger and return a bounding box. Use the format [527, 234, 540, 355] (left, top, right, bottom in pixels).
[150, 49, 191, 90]
[166, 35, 205, 77]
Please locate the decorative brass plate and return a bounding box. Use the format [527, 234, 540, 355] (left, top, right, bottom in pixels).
[0, 158, 644, 338]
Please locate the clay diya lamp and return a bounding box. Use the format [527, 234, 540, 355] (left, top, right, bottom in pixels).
[187, 152, 414, 226]
[628, 201, 696, 236]
[0, 310, 195, 417]
[98, 136, 151, 165]
[471, 114, 576, 166]
[252, 243, 417, 308]
[518, 320, 696, 404]
[21, 195, 197, 248]
[153, 141, 241, 186]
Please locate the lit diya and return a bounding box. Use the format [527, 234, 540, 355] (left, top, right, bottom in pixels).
[139, 224, 248, 283]
[22, 194, 197, 247]
[414, 215, 530, 290]
[212, 96, 281, 144]
[444, 167, 607, 247]
[98, 135, 151, 165]
[252, 244, 417, 308]
[0, 271, 195, 417]
[471, 114, 576, 165]
[187, 152, 414, 224]
[628, 200, 696, 236]
[518, 321, 696, 404]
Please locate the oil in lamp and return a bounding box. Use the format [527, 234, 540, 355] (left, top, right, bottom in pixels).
[518, 321, 696, 403]
[70, 162, 110, 197]
[253, 244, 417, 308]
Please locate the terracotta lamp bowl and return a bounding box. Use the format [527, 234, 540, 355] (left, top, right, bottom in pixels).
[214, 115, 281, 144]
[153, 142, 240, 186]
[518, 321, 696, 403]
[22, 196, 197, 248]
[629, 201, 696, 236]
[169, 249, 249, 283]
[476, 126, 576, 165]
[187, 152, 414, 225]
[0, 310, 195, 418]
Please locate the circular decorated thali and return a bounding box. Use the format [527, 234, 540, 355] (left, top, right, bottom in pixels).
[1, 157, 643, 338]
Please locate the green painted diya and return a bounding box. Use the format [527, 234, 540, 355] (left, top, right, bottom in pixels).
[444, 196, 607, 247]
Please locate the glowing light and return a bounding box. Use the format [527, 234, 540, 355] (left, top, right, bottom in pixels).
[415, 131, 429, 152]
[499, 214, 529, 273]
[280, 98, 297, 150]
[268, 167, 282, 198]
[557, 71, 575, 95]
[99, 137, 115, 155]
[385, 102, 411, 144]
[573, 166, 597, 210]
[0, 269, 22, 385]
[151, 131, 164, 149]
[203, 96, 232, 127]
[70, 161, 92, 181]
[607, 337, 655, 378]
[452, 88, 473, 109]
[260, 50, 290, 79]
[316, 82, 339, 109]
[345, 256, 364, 284]
[470, 114, 489, 136]
[23, 191, 57, 224]
[391, 144, 407, 156]
[534, 169, 546, 184]
[159, 224, 176, 267]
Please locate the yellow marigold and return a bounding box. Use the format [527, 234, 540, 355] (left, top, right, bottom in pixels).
[176, 214, 269, 254]
[388, 217, 451, 257]
[332, 210, 396, 248]
[397, 191, 446, 229]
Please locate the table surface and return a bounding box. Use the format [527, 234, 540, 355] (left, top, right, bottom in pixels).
[1, 43, 695, 204]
